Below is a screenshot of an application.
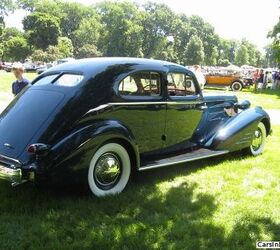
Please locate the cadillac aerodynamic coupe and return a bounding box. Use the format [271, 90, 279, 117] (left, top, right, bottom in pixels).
[0, 58, 271, 196]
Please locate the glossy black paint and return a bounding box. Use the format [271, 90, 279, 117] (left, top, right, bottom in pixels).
[0, 58, 271, 185]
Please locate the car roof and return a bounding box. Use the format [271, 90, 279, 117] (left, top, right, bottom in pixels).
[46, 57, 189, 76]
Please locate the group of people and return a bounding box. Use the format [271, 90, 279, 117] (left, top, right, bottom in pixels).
[253, 69, 280, 90]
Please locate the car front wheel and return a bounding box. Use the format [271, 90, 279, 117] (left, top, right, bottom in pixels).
[231, 81, 243, 91]
[88, 143, 131, 197]
[247, 122, 266, 156]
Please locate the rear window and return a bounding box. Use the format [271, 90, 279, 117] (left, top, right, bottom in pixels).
[33, 73, 84, 87]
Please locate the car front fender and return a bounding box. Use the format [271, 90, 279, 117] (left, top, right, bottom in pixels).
[204, 107, 271, 152]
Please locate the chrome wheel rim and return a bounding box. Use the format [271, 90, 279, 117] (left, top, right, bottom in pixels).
[94, 153, 122, 190]
[233, 83, 241, 91]
[251, 128, 263, 151]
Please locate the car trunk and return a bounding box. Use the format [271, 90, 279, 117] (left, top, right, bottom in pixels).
[0, 89, 65, 159]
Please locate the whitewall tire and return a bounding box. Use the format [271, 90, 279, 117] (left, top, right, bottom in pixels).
[88, 143, 131, 197]
[231, 81, 243, 91]
[248, 122, 266, 156]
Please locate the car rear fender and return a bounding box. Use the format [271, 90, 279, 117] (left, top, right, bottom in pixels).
[204, 107, 271, 152]
[40, 119, 139, 173]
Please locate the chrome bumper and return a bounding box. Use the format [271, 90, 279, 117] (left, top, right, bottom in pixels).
[0, 164, 26, 186]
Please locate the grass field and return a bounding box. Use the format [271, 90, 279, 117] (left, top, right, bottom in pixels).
[0, 71, 280, 249]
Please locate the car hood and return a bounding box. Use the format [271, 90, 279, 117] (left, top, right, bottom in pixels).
[0, 89, 64, 159]
[203, 92, 238, 103]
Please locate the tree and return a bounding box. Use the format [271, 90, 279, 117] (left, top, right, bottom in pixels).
[0, 0, 14, 16]
[16, 0, 39, 12]
[234, 44, 249, 66]
[184, 35, 205, 65]
[208, 46, 219, 66]
[31, 49, 47, 61]
[44, 45, 61, 62]
[96, 1, 144, 57]
[23, 12, 61, 49]
[217, 58, 230, 66]
[268, 17, 280, 66]
[57, 37, 73, 58]
[75, 44, 102, 59]
[3, 36, 30, 61]
[72, 16, 102, 49]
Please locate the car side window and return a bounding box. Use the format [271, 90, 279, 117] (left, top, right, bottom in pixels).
[119, 72, 161, 96]
[167, 73, 197, 96]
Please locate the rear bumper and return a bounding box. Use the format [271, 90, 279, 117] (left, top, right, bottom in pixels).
[0, 165, 25, 186]
[0, 154, 30, 186]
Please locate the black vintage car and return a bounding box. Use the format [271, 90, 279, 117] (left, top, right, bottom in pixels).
[0, 58, 271, 196]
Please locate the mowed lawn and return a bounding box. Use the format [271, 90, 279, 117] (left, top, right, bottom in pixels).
[0, 71, 280, 249]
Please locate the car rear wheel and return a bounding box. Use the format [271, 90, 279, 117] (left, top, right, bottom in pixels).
[247, 122, 266, 156]
[88, 143, 131, 197]
[231, 81, 243, 91]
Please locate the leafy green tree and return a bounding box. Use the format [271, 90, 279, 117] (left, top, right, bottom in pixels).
[0, 0, 14, 16]
[75, 44, 102, 59]
[57, 37, 73, 58]
[217, 58, 230, 66]
[234, 44, 249, 66]
[57, 1, 96, 39]
[141, 2, 175, 58]
[208, 46, 219, 66]
[72, 16, 102, 49]
[16, 0, 39, 11]
[96, 1, 143, 57]
[23, 12, 61, 49]
[44, 45, 61, 62]
[268, 17, 280, 66]
[31, 49, 47, 61]
[3, 36, 30, 61]
[184, 35, 205, 65]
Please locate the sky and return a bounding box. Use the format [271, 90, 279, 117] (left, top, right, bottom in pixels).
[4, 0, 280, 52]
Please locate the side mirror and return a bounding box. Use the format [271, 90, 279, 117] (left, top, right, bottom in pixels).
[235, 100, 251, 110]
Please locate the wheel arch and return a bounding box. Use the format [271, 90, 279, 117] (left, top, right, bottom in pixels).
[260, 117, 271, 136]
[98, 137, 139, 172]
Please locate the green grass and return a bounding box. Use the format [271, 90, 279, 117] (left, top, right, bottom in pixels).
[204, 87, 280, 110]
[0, 127, 279, 249]
[0, 71, 280, 249]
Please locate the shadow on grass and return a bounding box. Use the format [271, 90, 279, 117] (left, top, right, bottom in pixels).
[0, 152, 278, 249]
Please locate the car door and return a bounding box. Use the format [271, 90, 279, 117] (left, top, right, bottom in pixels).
[114, 71, 166, 155]
[163, 71, 204, 153]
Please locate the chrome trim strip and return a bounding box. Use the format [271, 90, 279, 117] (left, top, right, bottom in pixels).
[138, 150, 229, 171]
[0, 154, 22, 167]
[86, 101, 204, 114]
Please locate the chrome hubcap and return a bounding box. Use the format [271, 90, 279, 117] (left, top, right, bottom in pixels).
[94, 153, 121, 188]
[252, 128, 263, 151]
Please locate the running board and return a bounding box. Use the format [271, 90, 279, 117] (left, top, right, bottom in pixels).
[139, 148, 229, 171]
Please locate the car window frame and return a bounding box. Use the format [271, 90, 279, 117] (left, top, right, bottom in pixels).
[117, 70, 164, 100]
[166, 70, 202, 101]
[31, 71, 84, 87]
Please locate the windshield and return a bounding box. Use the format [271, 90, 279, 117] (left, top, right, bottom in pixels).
[33, 73, 84, 87]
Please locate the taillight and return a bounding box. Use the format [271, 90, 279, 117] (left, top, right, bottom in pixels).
[27, 143, 50, 155]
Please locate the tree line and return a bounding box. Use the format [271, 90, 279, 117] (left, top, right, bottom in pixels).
[0, 0, 265, 67]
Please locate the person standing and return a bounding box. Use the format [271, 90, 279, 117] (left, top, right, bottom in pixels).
[253, 69, 260, 91]
[11, 62, 30, 96]
[192, 65, 206, 89]
[257, 69, 264, 90]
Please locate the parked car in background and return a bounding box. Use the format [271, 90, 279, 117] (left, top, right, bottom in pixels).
[36, 63, 53, 74]
[57, 58, 75, 65]
[205, 69, 252, 91]
[3, 63, 12, 72]
[0, 58, 271, 197]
